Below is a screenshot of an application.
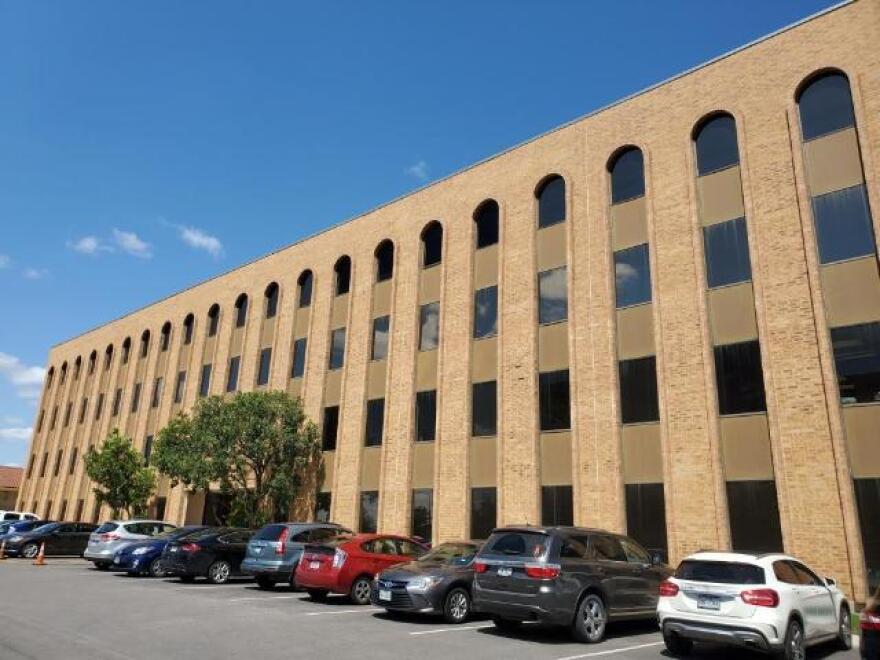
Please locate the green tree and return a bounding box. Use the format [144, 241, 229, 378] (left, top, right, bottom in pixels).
[85, 429, 157, 518]
[153, 390, 322, 528]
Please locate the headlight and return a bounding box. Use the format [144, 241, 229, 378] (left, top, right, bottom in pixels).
[408, 576, 442, 592]
[132, 547, 150, 556]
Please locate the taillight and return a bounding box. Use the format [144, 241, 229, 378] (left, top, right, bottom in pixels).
[180, 542, 199, 553]
[331, 548, 347, 569]
[861, 610, 880, 631]
[473, 561, 488, 574]
[276, 527, 289, 556]
[741, 588, 779, 608]
[524, 564, 560, 580]
[658, 580, 680, 597]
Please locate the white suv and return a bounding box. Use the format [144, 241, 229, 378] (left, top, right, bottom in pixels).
[0, 510, 39, 521]
[657, 551, 851, 659]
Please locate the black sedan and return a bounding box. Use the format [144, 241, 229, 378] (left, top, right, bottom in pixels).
[3, 522, 98, 558]
[161, 527, 254, 584]
[371, 541, 482, 623]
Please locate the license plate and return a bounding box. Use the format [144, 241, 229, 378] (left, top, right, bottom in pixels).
[379, 589, 391, 602]
[309, 561, 320, 570]
[497, 566, 512, 577]
[170, 547, 178, 552]
[254, 548, 261, 554]
[697, 595, 720, 611]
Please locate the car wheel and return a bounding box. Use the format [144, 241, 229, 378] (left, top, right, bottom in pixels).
[207, 560, 232, 585]
[22, 543, 40, 559]
[256, 576, 276, 590]
[491, 617, 521, 633]
[350, 576, 372, 605]
[307, 588, 328, 602]
[148, 558, 166, 578]
[572, 593, 607, 644]
[782, 619, 806, 660]
[663, 630, 693, 656]
[836, 605, 852, 650]
[443, 587, 471, 624]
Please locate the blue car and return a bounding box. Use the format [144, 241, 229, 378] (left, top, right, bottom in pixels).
[112, 525, 206, 577]
[0, 519, 53, 543]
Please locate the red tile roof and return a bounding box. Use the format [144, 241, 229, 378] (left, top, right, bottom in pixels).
[0, 466, 23, 490]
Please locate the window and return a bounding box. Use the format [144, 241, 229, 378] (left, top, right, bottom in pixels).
[50, 406, 57, 429]
[74, 357, 81, 379]
[411, 489, 433, 542]
[79, 397, 88, 423]
[470, 487, 497, 540]
[371, 316, 390, 360]
[474, 200, 499, 249]
[207, 304, 220, 337]
[853, 478, 880, 593]
[694, 114, 739, 176]
[291, 338, 307, 378]
[609, 147, 645, 204]
[315, 492, 331, 522]
[143, 436, 153, 466]
[831, 322, 880, 404]
[26, 454, 34, 479]
[415, 390, 436, 442]
[160, 322, 172, 351]
[39, 452, 48, 478]
[359, 491, 379, 533]
[328, 328, 346, 370]
[174, 371, 186, 404]
[226, 356, 241, 392]
[46, 367, 55, 390]
[539, 370, 570, 431]
[183, 314, 194, 345]
[472, 381, 497, 437]
[112, 389, 122, 416]
[140, 331, 150, 358]
[704, 217, 752, 287]
[375, 240, 394, 282]
[69, 448, 78, 475]
[625, 483, 668, 556]
[727, 480, 783, 553]
[615, 244, 651, 308]
[797, 71, 855, 141]
[61, 362, 68, 383]
[257, 348, 272, 386]
[811, 184, 876, 265]
[591, 534, 626, 561]
[75, 499, 84, 522]
[619, 356, 660, 424]
[130, 383, 141, 413]
[322, 406, 339, 451]
[474, 286, 498, 339]
[334, 256, 351, 296]
[538, 266, 567, 324]
[95, 393, 104, 420]
[536, 175, 566, 228]
[199, 364, 212, 397]
[421, 221, 443, 268]
[419, 302, 440, 350]
[104, 346, 113, 370]
[36, 409, 44, 433]
[364, 398, 385, 447]
[714, 340, 767, 415]
[88, 351, 96, 375]
[64, 402, 72, 426]
[54, 449, 63, 477]
[151, 377, 162, 408]
[121, 338, 131, 364]
[234, 294, 248, 328]
[541, 485, 573, 526]
[298, 270, 314, 307]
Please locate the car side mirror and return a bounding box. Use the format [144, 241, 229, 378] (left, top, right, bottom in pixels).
[825, 576, 837, 587]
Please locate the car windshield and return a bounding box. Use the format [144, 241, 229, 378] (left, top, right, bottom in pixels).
[253, 524, 288, 541]
[29, 522, 60, 534]
[417, 543, 480, 565]
[483, 531, 549, 559]
[676, 560, 765, 585]
[181, 527, 223, 542]
[160, 527, 197, 540]
[95, 522, 119, 534]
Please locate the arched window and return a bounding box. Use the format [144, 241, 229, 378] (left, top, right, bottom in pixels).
[375, 240, 394, 282]
[297, 270, 313, 308]
[264, 283, 279, 319]
[334, 256, 351, 296]
[160, 322, 172, 351]
[88, 350, 97, 375]
[234, 294, 248, 328]
[693, 114, 739, 176]
[608, 148, 645, 204]
[474, 200, 499, 249]
[104, 344, 114, 370]
[73, 356, 82, 379]
[797, 71, 855, 141]
[536, 175, 566, 228]
[121, 338, 131, 364]
[60, 362, 68, 384]
[421, 221, 443, 268]
[182, 314, 195, 345]
[46, 367, 55, 390]
[207, 304, 220, 337]
[140, 330, 151, 358]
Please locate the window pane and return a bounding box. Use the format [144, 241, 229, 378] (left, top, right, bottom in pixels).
[415, 390, 436, 442]
[541, 485, 573, 526]
[422, 223, 443, 268]
[695, 115, 739, 175]
[610, 148, 644, 204]
[615, 244, 651, 308]
[329, 328, 346, 370]
[376, 241, 394, 281]
[853, 478, 880, 594]
[539, 369, 571, 431]
[625, 483, 668, 558]
[174, 371, 186, 404]
[537, 176, 565, 228]
[265, 287, 278, 319]
[365, 398, 384, 447]
[298, 272, 313, 307]
[538, 266, 567, 324]
[235, 297, 248, 328]
[419, 302, 440, 351]
[199, 364, 212, 397]
[151, 378, 162, 408]
[470, 487, 497, 540]
[226, 356, 240, 392]
[704, 217, 752, 287]
[131, 383, 141, 413]
[798, 72, 855, 141]
[473, 286, 498, 339]
[208, 307, 219, 337]
[472, 381, 497, 437]
[812, 184, 876, 265]
[314, 492, 331, 523]
[322, 406, 339, 452]
[831, 322, 880, 404]
[143, 436, 153, 466]
[335, 258, 351, 296]
[372, 316, 390, 361]
[475, 202, 499, 249]
[726, 480, 783, 553]
[359, 491, 378, 533]
[257, 348, 271, 386]
[619, 356, 659, 424]
[411, 489, 433, 542]
[714, 340, 766, 415]
[291, 338, 307, 378]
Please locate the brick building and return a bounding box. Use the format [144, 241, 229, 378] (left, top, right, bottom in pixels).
[17, 0, 880, 601]
[0, 466, 23, 511]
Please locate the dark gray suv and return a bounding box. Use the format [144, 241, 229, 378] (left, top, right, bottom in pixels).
[473, 526, 670, 643]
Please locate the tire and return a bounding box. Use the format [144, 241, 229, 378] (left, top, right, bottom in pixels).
[782, 619, 806, 660]
[179, 575, 196, 583]
[349, 576, 372, 605]
[256, 576, 276, 590]
[836, 605, 852, 651]
[662, 629, 693, 656]
[307, 588, 328, 601]
[572, 593, 608, 644]
[148, 557, 166, 578]
[443, 587, 471, 624]
[22, 543, 40, 560]
[207, 560, 232, 585]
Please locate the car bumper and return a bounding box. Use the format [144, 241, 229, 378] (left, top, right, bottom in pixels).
[2, 544, 23, 557]
[241, 558, 294, 578]
[472, 583, 567, 625]
[370, 583, 443, 613]
[113, 554, 150, 572]
[661, 618, 780, 652]
[295, 568, 343, 593]
[84, 549, 116, 562]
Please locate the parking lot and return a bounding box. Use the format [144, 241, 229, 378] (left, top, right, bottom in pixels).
[0, 558, 860, 660]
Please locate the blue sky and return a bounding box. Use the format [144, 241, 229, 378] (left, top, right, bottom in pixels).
[0, 0, 839, 466]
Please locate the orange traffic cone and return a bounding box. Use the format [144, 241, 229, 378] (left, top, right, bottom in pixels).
[32, 542, 46, 566]
[0, 540, 6, 560]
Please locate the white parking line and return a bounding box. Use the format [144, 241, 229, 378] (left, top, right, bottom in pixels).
[556, 641, 664, 660]
[303, 608, 383, 616]
[228, 595, 299, 602]
[409, 624, 494, 636]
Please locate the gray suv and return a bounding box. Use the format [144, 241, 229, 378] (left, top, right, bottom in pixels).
[242, 522, 350, 589]
[84, 520, 177, 569]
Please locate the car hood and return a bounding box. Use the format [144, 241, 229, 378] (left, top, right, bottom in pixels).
[378, 560, 460, 581]
[118, 539, 164, 554]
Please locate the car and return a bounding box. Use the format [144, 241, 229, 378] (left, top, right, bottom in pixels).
[296, 533, 428, 605]
[111, 526, 208, 577]
[0, 519, 52, 543]
[2, 522, 99, 558]
[242, 522, 351, 590]
[473, 526, 670, 643]
[860, 585, 880, 660]
[84, 519, 178, 570]
[161, 527, 255, 584]
[0, 510, 39, 522]
[371, 541, 483, 623]
[657, 551, 852, 659]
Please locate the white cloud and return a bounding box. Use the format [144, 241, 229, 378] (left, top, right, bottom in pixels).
[615, 262, 638, 286]
[0, 427, 32, 443]
[22, 267, 49, 280]
[178, 226, 224, 258]
[2, 416, 24, 426]
[405, 160, 429, 181]
[0, 254, 10, 269]
[112, 229, 152, 258]
[0, 352, 46, 403]
[68, 235, 112, 256]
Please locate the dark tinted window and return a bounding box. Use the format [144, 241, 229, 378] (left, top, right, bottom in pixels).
[619, 356, 659, 424]
[485, 531, 548, 557]
[411, 488, 433, 542]
[315, 492, 331, 523]
[714, 340, 766, 415]
[470, 487, 496, 540]
[422, 222, 443, 268]
[626, 483, 668, 556]
[199, 364, 212, 397]
[322, 406, 339, 452]
[415, 390, 436, 442]
[328, 328, 346, 370]
[95, 522, 119, 534]
[264, 283, 279, 319]
[538, 266, 567, 324]
[173, 371, 186, 404]
[615, 243, 651, 308]
[160, 324, 171, 351]
[798, 72, 855, 141]
[334, 256, 351, 296]
[298, 270, 313, 307]
[183, 315, 194, 344]
[704, 217, 752, 287]
[365, 398, 384, 447]
[676, 560, 765, 585]
[773, 560, 800, 584]
[375, 240, 394, 282]
[610, 148, 645, 204]
[257, 348, 271, 386]
[590, 534, 626, 562]
[130, 383, 141, 413]
[234, 295, 248, 328]
[359, 491, 378, 533]
[112, 389, 122, 416]
[371, 316, 390, 361]
[475, 200, 499, 249]
[695, 114, 739, 175]
[472, 381, 497, 437]
[419, 302, 440, 350]
[226, 356, 240, 392]
[254, 524, 288, 541]
[474, 286, 498, 339]
[143, 436, 153, 465]
[727, 480, 783, 553]
[812, 184, 876, 264]
[539, 370, 570, 431]
[207, 305, 220, 337]
[853, 478, 880, 592]
[537, 176, 565, 228]
[291, 338, 307, 378]
[541, 485, 573, 526]
[151, 378, 162, 408]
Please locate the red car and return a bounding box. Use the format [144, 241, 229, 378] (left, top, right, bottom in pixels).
[296, 533, 428, 605]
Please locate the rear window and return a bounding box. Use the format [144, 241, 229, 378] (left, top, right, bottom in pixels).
[254, 524, 288, 541]
[484, 532, 549, 559]
[95, 523, 119, 534]
[676, 560, 765, 585]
